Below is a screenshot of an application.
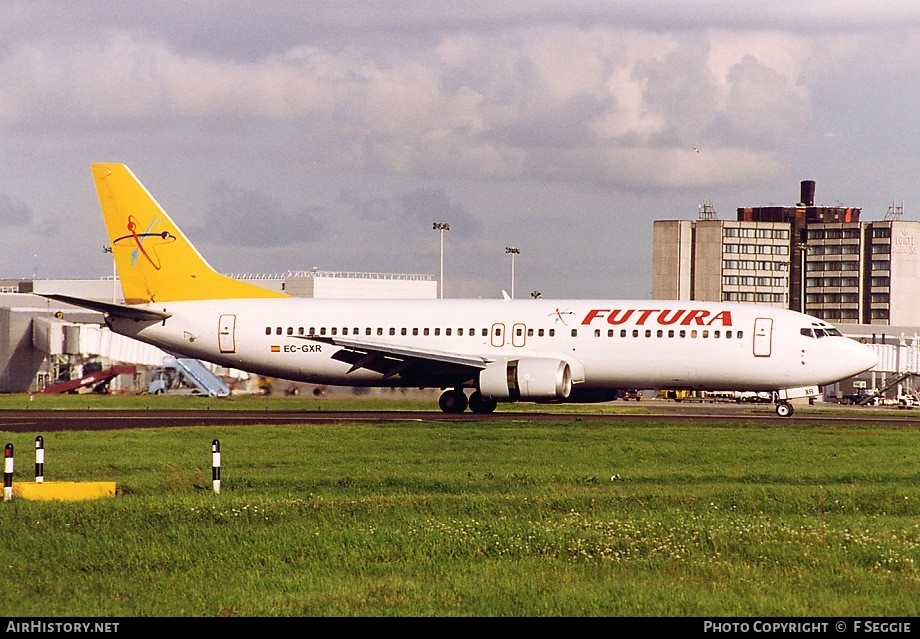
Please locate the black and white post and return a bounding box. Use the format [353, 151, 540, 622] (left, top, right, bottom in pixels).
[211, 439, 221, 494]
[35, 436, 44, 484]
[3, 443, 13, 502]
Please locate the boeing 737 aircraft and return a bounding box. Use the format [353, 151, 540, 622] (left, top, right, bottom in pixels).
[41, 164, 878, 417]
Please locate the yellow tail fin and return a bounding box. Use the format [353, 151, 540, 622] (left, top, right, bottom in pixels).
[92, 164, 289, 303]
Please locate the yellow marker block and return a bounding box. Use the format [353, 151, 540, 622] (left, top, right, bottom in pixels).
[13, 481, 116, 502]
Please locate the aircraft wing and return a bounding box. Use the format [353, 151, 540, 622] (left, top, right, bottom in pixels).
[294, 334, 489, 382]
[35, 294, 173, 321]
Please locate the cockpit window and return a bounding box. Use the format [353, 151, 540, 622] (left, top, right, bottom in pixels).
[810, 322, 844, 338]
[803, 326, 843, 338]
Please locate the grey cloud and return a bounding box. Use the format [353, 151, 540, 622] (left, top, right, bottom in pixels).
[0, 20, 815, 190]
[0, 194, 33, 227]
[722, 55, 811, 147]
[8, 3, 920, 57]
[337, 186, 482, 240]
[633, 41, 720, 147]
[187, 181, 327, 248]
[399, 188, 482, 240]
[337, 189, 391, 223]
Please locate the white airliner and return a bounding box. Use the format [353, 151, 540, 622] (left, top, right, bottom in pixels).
[41, 164, 878, 417]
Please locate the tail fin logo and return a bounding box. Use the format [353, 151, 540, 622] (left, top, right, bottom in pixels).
[113, 215, 177, 270]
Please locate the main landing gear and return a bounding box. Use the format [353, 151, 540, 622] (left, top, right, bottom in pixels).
[438, 388, 498, 414]
[774, 401, 794, 417]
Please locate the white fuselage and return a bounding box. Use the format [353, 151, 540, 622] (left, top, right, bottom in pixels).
[107, 298, 878, 396]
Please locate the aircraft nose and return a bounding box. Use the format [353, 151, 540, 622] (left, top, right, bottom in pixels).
[851, 341, 879, 374]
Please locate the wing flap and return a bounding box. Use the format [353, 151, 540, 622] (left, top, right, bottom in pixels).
[294, 335, 489, 376]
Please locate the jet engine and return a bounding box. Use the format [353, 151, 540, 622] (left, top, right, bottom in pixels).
[478, 358, 573, 401]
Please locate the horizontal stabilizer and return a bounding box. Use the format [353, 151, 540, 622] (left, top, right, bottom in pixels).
[35, 294, 172, 321]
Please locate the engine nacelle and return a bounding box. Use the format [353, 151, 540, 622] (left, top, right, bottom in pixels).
[478, 358, 573, 401]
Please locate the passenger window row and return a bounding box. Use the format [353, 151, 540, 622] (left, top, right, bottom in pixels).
[263, 325, 744, 340]
[264, 326, 560, 337]
[592, 328, 744, 339]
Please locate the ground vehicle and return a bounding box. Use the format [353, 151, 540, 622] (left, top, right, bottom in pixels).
[618, 389, 642, 401]
[658, 390, 693, 401]
[734, 391, 773, 403]
[840, 391, 875, 405]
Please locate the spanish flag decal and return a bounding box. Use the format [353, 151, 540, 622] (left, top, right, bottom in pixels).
[271, 345, 280, 353]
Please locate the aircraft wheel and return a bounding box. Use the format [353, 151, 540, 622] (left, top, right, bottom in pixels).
[468, 391, 498, 414]
[438, 389, 468, 413]
[775, 401, 794, 417]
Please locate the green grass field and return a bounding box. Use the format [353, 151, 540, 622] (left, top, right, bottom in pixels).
[1, 394, 918, 616]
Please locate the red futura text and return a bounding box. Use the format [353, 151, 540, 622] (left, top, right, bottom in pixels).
[581, 308, 734, 326]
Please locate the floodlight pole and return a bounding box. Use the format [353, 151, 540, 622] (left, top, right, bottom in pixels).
[432, 222, 450, 298]
[103, 245, 116, 302]
[505, 247, 520, 299]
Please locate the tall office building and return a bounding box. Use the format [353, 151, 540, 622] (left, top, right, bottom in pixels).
[652, 181, 920, 325]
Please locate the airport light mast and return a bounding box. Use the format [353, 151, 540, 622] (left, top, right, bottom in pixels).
[103, 245, 116, 302]
[505, 246, 520, 299]
[432, 222, 450, 298]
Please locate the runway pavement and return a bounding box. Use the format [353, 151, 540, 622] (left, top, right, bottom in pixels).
[1, 401, 919, 432]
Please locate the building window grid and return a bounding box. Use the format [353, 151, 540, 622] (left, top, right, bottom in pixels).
[806, 228, 861, 241]
[722, 260, 788, 272]
[870, 243, 891, 255]
[805, 225, 911, 324]
[722, 275, 787, 288]
[723, 227, 789, 240]
[666, 220, 913, 324]
[721, 229, 789, 306]
[723, 243, 789, 256]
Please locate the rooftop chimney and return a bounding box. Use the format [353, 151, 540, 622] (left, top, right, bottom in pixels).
[800, 180, 815, 207]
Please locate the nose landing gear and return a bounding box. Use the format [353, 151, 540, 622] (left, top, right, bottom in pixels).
[775, 401, 794, 417]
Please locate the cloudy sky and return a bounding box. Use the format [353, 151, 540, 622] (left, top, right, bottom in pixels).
[2, 1, 919, 299]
